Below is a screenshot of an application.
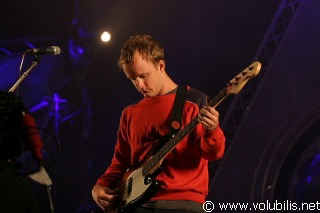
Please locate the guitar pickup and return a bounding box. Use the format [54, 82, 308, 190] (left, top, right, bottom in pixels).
[127, 177, 133, 194]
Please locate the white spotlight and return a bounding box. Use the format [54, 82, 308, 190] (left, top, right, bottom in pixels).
[101, 31, 111, 42]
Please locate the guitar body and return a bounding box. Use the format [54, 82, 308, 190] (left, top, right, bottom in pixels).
[115, 166, 162, 212]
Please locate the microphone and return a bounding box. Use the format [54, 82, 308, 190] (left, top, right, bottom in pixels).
[25, 46, 61, 55]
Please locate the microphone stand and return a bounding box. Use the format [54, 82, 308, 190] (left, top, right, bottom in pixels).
[8, 54, 55, 213]
[8, 55, 42, 93]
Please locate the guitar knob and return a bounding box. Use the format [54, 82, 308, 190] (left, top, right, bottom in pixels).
[144, 175, 153, 185]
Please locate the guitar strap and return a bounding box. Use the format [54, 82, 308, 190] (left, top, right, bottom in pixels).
[169, 86, 187, 136]
[148, 86, 187, 155]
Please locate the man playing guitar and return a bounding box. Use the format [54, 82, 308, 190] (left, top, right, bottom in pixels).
[92, 35, 226, 213]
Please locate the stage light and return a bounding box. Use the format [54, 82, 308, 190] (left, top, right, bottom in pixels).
[101, 31, 111, 42]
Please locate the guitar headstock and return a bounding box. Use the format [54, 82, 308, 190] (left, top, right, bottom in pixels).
[226, 61, 262, 95]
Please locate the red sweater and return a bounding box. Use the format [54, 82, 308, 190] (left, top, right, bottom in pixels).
[97, 87, 225, 204]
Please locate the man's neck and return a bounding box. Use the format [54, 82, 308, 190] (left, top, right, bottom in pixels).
[166, 86, 178, 94]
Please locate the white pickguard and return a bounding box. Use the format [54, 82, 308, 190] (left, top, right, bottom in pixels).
[122, 167, 152, 205]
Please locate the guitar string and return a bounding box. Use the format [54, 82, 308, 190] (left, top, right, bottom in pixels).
[114, 117, 199, 205]
[114, 92, 223, 202]
[114, 88, 228, 204]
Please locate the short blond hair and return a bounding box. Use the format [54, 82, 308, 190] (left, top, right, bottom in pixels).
[118, 35, 165, 69]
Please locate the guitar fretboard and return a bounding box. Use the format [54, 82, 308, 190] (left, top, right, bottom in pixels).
[142, 88, 228, 175]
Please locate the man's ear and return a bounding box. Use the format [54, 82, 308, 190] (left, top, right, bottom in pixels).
[158, 60, 165, 72]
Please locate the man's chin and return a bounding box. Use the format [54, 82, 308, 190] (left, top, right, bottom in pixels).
[143, 92, 155, 98]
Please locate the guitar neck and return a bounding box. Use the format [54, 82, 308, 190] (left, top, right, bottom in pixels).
[142, 88, 228, 175]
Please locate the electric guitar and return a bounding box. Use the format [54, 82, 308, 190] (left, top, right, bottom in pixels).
[111, 61, 262, 212]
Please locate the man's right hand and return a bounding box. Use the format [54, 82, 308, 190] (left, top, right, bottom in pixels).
[92, 184, 119, 212]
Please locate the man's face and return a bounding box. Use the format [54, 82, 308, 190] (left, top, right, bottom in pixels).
[123, 52, 165, 97]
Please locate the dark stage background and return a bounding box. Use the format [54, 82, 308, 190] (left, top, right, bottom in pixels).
[0, 0, 319, 212]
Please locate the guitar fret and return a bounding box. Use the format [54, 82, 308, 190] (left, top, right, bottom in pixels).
[141, 90, 227, 175]
[209, 89, 227, 107]
[142, 117, 199, 175]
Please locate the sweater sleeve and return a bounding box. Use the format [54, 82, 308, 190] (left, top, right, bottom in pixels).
[197, 124, 226, 161]
[96, 110, 131, 189]
[186, 87, 226, 161]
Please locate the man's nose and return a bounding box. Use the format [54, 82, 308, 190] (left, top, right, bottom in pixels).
[135, 78, 144, 89]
